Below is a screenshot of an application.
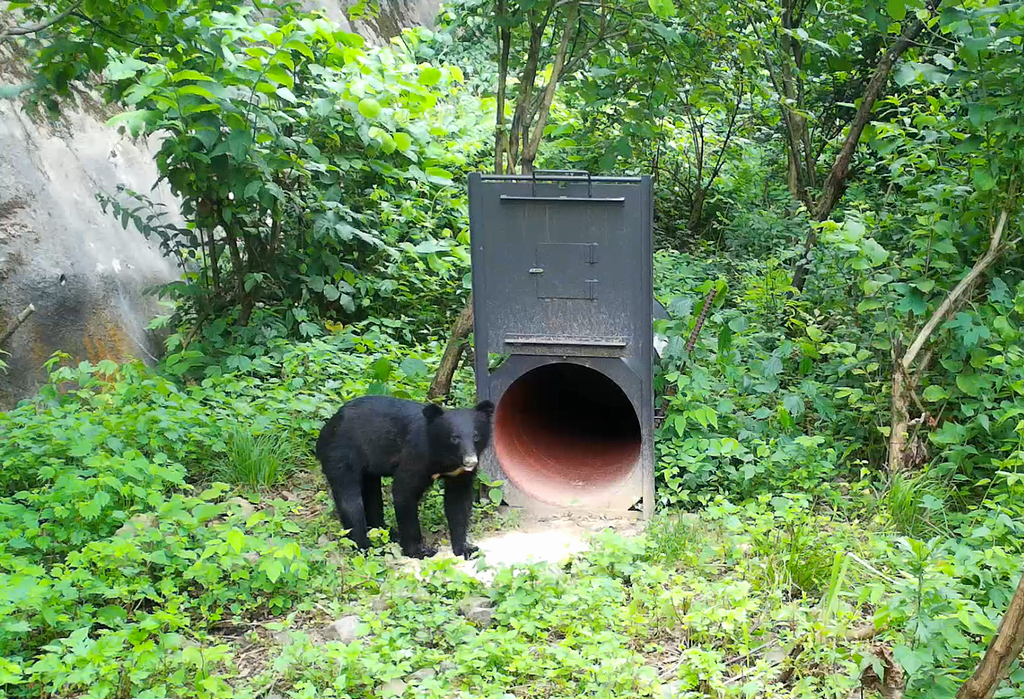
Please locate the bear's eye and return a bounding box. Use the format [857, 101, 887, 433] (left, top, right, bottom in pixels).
[450, 435, 460, 444]
[473, 432, 480, 441]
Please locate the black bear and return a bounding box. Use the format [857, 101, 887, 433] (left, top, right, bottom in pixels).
[315, 396, 495, 559]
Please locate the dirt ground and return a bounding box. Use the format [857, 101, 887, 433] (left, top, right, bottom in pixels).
[401, 507, 644, 582]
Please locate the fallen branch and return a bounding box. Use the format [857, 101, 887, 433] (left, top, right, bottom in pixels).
[0, 303, 35, 347]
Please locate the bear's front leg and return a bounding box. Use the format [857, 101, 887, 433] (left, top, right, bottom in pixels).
[392, 478, 437, 559]
[444, 471, 479, 560]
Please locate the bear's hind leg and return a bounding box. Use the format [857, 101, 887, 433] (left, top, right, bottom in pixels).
[362, 474, 386, 532]
[329, 476, 370, 550]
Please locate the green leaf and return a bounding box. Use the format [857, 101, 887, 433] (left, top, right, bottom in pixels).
[489, 487, 503, 505]
[227, 128, 251, 160]
[261, 558, 284, 583]
[323, 284, 341, 301]
[922, 385, 948, 402]
[172, 69, 214, 83]
[886, 0, 907, 20]
[244, 180, 262, 200]
[647, 0, 676, 18]
[265, 65, 294, 89]
[418, 66, 442, 86]
[227, 528, 245, 554]
[425, 166, 453, 183]
[105, 109, 159, 137]
[358, 98, 382, 119]
[105, 56, 149, 81]
[892, 645, 924, 675]
[956, 373, 986, 397]
[399, 357, 428, 378]
[370, 358, 392, 381]
[394, 132, 412, 151]
[276, 87, 297, 104]
[782, 394, 805, 417]
[862, 238, 889, 266]
[973, 167, 996, 191]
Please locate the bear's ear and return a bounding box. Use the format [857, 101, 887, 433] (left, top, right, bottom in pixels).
[475, 400, 495, 418]
[422, 403, 445, 421]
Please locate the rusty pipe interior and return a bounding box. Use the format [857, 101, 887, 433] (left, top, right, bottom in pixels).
[493, 362, 641, 505]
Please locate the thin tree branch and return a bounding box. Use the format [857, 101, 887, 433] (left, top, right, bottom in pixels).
[0, 0, 81, 42]
[902, 205, 1013, 370]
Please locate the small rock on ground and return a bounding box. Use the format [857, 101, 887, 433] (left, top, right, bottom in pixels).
[407, 668, 436, 683]
[379, 678, 407, 697]
[457, 596, 494, 626]
[322, 615, 361, 643]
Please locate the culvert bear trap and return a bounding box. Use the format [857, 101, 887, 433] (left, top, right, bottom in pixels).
[468, 170, 655, 518]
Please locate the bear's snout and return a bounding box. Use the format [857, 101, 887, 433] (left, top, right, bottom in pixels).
[462, 453, 478, 469]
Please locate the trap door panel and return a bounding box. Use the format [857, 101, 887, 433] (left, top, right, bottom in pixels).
[470, 175, 651, 355]
[535, 242, 598, 300]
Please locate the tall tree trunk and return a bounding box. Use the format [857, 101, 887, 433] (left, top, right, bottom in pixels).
[494, 0, 510, 175]
[223, 225, 253, 327]
[957, 567, 1024, 699]
[520, 2, 578, 175]
[687, 185, 706, 234]
[888, 342, 909, 472]
[789, 0, 939, 292]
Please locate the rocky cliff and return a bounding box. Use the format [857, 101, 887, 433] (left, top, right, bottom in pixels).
[0, 0, 441, 407]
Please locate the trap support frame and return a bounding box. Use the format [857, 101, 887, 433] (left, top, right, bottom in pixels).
[469, 170, 655, 519]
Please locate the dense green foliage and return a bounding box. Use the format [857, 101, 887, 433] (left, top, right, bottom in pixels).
[4, 0, 1024, 695]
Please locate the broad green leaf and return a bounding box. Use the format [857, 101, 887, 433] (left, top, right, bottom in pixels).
[399, 357, 428, 378]
[177, 84, 218, 101]
[105, 109, 159, 137]
[172, 69, 213, 83]
[862, 238, 889, 267]
[261, 558, 284, 583]
[887, 0, 907, 20]
[922, 385, 948, 402]
[957, 373, 986, 397]
[358, 98, 382, 119]
[394, 132, 412, 151]
[105, 56, 149, 81]
[418, 66, 442, 86]
[973, 167, 996, 191]
[783, 394, 806, 417]
[425, 166, 453, 183]
[647, 0, 676, 18]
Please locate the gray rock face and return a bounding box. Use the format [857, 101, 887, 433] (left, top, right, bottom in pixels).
[0, 82, 181, 408]
[0, 0, 441, 407]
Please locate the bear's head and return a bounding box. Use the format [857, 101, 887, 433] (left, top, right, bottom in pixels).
[422, 400, 495, 477]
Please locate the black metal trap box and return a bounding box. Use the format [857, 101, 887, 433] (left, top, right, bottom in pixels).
[468, 171, 655, 517]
